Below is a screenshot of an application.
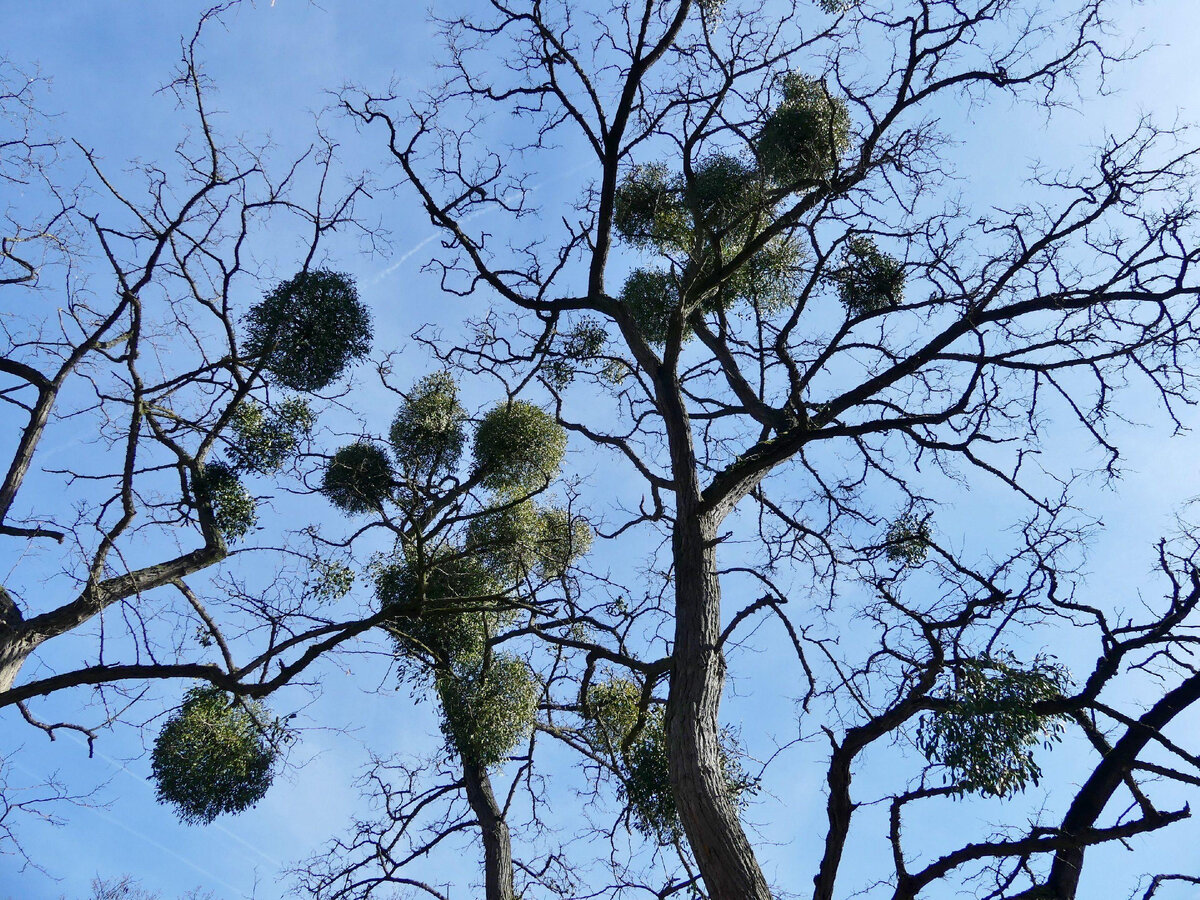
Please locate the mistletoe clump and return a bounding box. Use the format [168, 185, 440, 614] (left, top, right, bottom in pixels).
[682, 153, 765, 235]
[619, 268, 679, 345]
[615, 154, 766, 254]
[835, 237, 906, 316]
[228, 398, 313, 473]
[613, 163, 690, 251]
[321, 442, 394, 513]
[437, 654, 539, 768]
[389, 372, 467, 477]
[613, 152, 807, 337]
[151, 686, 284, 825]
[585, 679, 677, 840]
[536, 507, 592, 579]
[717, 236, 803, 313]
[465, 502, 546, 582]
[756, 72, 850, 186]
[244, 269, 371, 391]
[585, 678, 754, 843]
[918, 654, 1070, 798]
[194, 460, 256, 543]
[305, 558, 356, 603]
[545, 319, 609, 389]
[885, 514, 932, 565]
[472, 401, 567, 496]
[465, 503, 593, 583]
[374, 551, 499, 664]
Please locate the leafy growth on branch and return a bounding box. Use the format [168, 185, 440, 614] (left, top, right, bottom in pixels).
[545, 319, 609, 389]
[151, 687, 285, 824]
[465, 502, 592, 582]
[473, 401, 567, 496]
[321, 442, 394, 513]
[465, 502, 547, 582]
[619, 268, 679, 344]
[885, 514, 932, 565]
[585, 679, 756, 843]
[613, 163, 690, 251]
[375, 551, 499, 664]
[228, 398, 313, 473]
[389, 371, 467, 476]
[918, 655, 1070, 798]
[537, 507, 593, 579]
[834, 237, 905, 316]
[614, 145, 816, 343]
[437, 654, 539, 769]
[305, 558, 356, 603]
[194, 461, 256, 542]
[756, 72, 850, 186]
[244, 269, 372, 391]
[683, 153, 765, 235]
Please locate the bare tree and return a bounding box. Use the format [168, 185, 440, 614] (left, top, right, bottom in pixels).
[0, 9, 377, 760]
[339, 1, 1200, 898]
[8, 3, 1200, 899]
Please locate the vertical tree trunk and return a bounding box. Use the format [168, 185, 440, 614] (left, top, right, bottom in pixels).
[461, 758, 516, 900]
[0, 635, 33, 695]
[0, 589, 30, 694]
[666, 509, 773, 900]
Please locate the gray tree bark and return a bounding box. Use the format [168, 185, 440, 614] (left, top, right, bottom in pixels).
[660, 376, 774, 900]
[461, 758, 516, 900]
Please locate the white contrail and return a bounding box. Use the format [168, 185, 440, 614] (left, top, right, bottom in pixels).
[373, 157, 594, 285]
[371, 231, 438, 284]
[10, 756, 248, 896]
[83, 803, 251, 896]
[62, 731, 283, 869]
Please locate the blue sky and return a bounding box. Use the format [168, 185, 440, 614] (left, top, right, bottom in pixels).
[4, 1, 1200, 898]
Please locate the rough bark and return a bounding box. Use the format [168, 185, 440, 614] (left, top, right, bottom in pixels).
[661, 369, 773, 900]
[667, 510, 773, 900]
[0, 636, 32, 695]
[461, 758, 516, 900]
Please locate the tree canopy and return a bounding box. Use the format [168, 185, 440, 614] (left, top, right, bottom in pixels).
[5, 3, 1200, 900]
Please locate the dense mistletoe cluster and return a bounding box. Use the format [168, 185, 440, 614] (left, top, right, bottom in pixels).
[319, 373, 589, 774]
[755, 72, 850, 185]
[193, 460, 256, 543]
[586, 678, 755, 843]
[151, 687, 284, 824]
[544, 319, 609, 389]
[244, 269, 372, 391]
[321, 442, 394, 513]
[389, 371, 468, 476]
[884, 514, 932, 566]
[437, 654, 539, 769]
[374, 551, 499, 663]
[834, 237, 906, 315]
[472, 401, 567, 496]
[609, 71, 904, 346]
[228, 398, 313, 473]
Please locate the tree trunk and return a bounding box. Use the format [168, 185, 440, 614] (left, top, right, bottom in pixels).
[461, 757, 516, 900]
[0, 644, 30, 694]
[0, 588, 31, 694]
[666, 510, 773, 900]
